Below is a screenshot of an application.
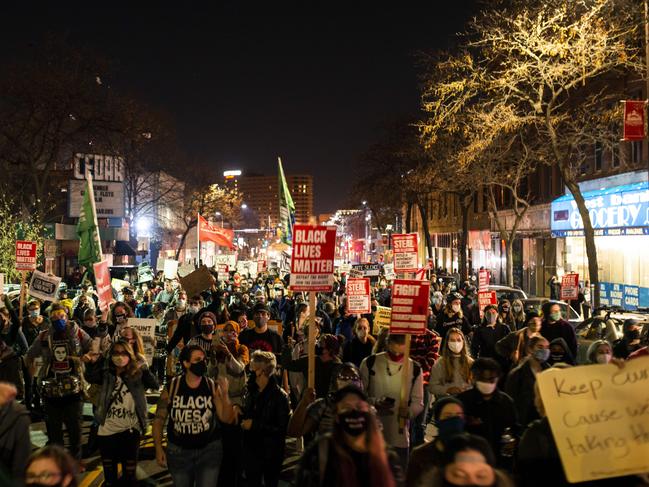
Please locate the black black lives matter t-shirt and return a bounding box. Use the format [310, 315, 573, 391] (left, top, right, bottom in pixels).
[167, 376, 218, 449]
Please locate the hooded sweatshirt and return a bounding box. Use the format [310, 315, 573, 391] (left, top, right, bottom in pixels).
[0, 401, 30, 483]
[548, 337, 576, 366]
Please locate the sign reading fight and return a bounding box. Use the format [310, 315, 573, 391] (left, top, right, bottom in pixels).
[392, 233, 419, 273]
[561, 273, 580, 301]
[537, 358, 649, 482]
[389, 279, 430, 335]
[346, 278, 371, 314]
[15, 240, 37, 271]
[93, 261, 113, 312]
[290, 225, 337, 291]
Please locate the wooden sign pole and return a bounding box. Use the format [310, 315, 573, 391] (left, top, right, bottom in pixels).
[307, 291, 317, 389]
[398, 334, 412, 433]
[18, 271, 27, 322]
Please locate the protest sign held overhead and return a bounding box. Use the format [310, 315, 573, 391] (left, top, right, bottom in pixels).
[537, 358, 649, 482]
[179, 266, 214, 298]
[478, 269, 490, 290]
[373, 305, 392, 335]
[16, 240, 37, 271]
[391, 233, 419, 273]
[163, 259, 179, 280]
[346, 278, 371, 314]
[561, 273, 579, 300]
[93, 261, 113, 312]
[390, 279, 430, 335]
[383, 263, 396, 281]
[29, 270, 62, 302]
[289, 225, 336, 291]
[351, 263, 380, 278]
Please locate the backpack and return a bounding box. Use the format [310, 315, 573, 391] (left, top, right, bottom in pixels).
[365, 353, 421, 403]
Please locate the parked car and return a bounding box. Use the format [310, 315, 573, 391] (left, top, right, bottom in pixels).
[487, 285, 528, 302]
[521, 298, 581, 325]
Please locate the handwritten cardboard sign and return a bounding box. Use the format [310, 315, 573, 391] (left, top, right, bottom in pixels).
[537, 358, 649, 482]
[179, 266, 214, 298]
[127, 318, 156, 366]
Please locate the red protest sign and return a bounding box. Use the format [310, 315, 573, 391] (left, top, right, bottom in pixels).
[93, 260, 113, 312]
[477, 290, 498, 319]
[390, 279, 430, 335]
[346, 278, 371, 314]
[15, 240, 37, 271]
[560, 273, 579, 301]
[391, 233, 419, 273]
[478, 269, 490, 290]
[623, 100, 646, 141]
[289, 225, 337, 291]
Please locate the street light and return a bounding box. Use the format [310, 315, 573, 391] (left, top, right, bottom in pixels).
[241, 203, 248, 209]
[215, 211, 223, 228]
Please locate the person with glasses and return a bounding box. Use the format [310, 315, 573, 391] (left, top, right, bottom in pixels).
[25, 445, 77, 487]
[85, 339, 158, 486]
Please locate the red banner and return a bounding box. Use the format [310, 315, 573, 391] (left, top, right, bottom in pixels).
[15, 240, 37, 271]
[93, 260, 113, 312]
[623, 100, 646, 141]
[346, 278, 371, 314]
[390, 279, 430, 335]
[392, 233, 419, 273]
[289, 225, 337, 291]
[560, 273, 579, 301]
[197, 214, 234, 249]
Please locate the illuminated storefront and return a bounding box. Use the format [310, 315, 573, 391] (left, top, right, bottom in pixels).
[551, 177, 649, 309]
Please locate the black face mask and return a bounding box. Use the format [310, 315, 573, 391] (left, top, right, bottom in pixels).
[200, 324, 215, 335]
[338, 410, 369, 436]
[188, 360, 207, 377]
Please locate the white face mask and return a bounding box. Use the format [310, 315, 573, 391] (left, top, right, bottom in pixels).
[448, 341, 463, 354]
[451, 304, 461, 313]
[595, 353, 611, 364]
[513, 305, 522, 313]
[475, 381, 497, 395]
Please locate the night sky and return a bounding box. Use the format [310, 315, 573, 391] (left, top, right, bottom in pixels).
[1, 3, 477, 214]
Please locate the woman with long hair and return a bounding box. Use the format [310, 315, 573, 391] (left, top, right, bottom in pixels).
[118, 327, 147, 367]
[429, 328, 473, 397]
[85, 339, 158, 486]
[25, 445, 78, 487]
[511, 299, 527, 330]
[295, 385, 404, 487]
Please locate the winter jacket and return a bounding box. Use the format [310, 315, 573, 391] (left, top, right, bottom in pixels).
[407, 438, 446, 486]
[495, 328, 531, 367]
[241, 375, 290, 452]
[471, 323, 511, 359]
[504, 358, 549, 428]
[85, 357, 159, 432]
[540, 319, 577, 358]
[0, 401, 30, 485]
[428, 356, 473, 398]
[435, 309, 472, 338]
[295, 433, 405, 487]
[548, 337, 576, 366]
[343, 335, 376, 367]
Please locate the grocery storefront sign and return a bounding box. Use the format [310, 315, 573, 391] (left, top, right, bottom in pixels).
[551, 182, 649, 237]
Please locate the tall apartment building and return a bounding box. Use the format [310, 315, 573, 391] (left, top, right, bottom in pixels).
[237, 173, 313, 229]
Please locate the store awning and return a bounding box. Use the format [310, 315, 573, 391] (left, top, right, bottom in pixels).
[551, 181, 649, 237]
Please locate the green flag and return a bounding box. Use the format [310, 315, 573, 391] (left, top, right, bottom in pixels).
[77, 176, 103, 267]
[278, 157, 295, 244]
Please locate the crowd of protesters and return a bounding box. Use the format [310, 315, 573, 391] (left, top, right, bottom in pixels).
[0, 264, 648, 486]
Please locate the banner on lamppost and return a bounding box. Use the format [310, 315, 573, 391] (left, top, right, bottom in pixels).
[622, 100, 646, 141]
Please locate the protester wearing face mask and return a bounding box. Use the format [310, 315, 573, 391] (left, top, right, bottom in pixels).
[539, 302, 577, 358]
[187, 311, 218, 357]
[108, 302, 133, 337]
[586, 339, 613, 365]
[436, 293, 472, 339]
[614, 319, 644, 359]
[0, 294, 28, 400]
[343, 318, 376, 367]
[457, 358, 518, 468]
[295, 385, 404, 487]
[238, 303, 284, 355]
[431, 291, 445, 319]
[25, 305, 92, 460]
[414, 433, 514, 487]
[407, 396, 466, 485]
[85, 339, 158, 486]
[504, 336, 550, 428]
[153, 345, 233, 486]
[547, 337, 576, 366]
[238, 350, 290, 487]
[24, 445, 78, 487]
[360, 333, 424, 468]
[22, 299, 48, 346]
[119, 327, 147, 368]
[162, 291, 187, 327]
[166, 296, 204, 354]
[495, 314, 542, 369]
[510, 299, 527, 330]
[471, 305, 511, 360]
[497, 300, 515, 328]
[429, 328, 474, 397]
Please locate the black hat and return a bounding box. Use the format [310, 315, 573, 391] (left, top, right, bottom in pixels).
[447, 292, 462, 304]
[252, 302, 270, 314]
[332, 385, 368, 404]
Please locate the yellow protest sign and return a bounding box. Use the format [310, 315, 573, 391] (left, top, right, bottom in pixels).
[537, 357, 649, 482]
[373, 305, 392, 335]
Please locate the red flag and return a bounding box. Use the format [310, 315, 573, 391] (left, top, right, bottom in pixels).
[623, 100, 646, 141]
[198, 214, 235, 249]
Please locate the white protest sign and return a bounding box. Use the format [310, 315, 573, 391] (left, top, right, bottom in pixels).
[537, 358, 649, 482]
[28, 270, 62, 302]
[127, 318, 156, 366]
[237, 261, 258, 278]
[346, 278, 371, 314]
[349, 268, 364, 279]
[384, 263, 396, 281]
[164, 259, 179, 280]
[340, 263, 352, 273]
[216, 253, 237, 270]
[177, 263, 195, 278]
